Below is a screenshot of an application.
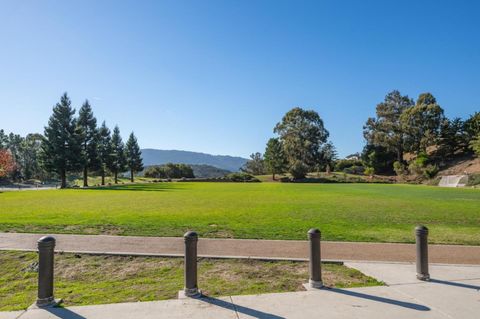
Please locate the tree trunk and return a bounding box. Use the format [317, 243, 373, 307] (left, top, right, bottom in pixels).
[397, 149, 403, 164]
[130, 170, 134, 183]
[272, 172, 276, 181]
[83, 166, 88, 187]
[114, 171, 118, 184]
[101, 172, 105, 186]
[60, 169, 67, 189]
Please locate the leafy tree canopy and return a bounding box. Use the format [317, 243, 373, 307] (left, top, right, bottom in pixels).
[274, 107, 329, 179]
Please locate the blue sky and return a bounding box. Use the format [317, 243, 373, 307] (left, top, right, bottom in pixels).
[1, 0, 479, 158]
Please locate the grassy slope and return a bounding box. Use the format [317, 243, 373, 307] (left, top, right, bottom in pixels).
[0, 251, 380, 311]
[0, 182, 479, 244]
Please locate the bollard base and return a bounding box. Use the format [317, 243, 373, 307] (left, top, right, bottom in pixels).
[302, 280, 323, 291]
[309, 279, 323, 289]
[178, 289, 202, 299]
[416, 273, 430, 281]
[29, 298, 62, 309]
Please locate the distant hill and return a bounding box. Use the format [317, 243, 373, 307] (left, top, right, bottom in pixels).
[140, 149, 248, 172]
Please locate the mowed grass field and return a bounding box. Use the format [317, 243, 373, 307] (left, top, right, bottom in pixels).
[0, 182, 479, 244]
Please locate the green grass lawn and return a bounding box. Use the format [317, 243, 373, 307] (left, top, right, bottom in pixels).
[0, 182, 479, 244]
[0, 251, 381, 311]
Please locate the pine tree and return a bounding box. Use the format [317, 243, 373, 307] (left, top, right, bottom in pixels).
[363, 90, 414, 164]
[77, 100, 99, 187]
[108, 125, 126, 184]
[97, 121, 112, 185]
[40, 93, 82, 188]
[125, 132, 144, 182]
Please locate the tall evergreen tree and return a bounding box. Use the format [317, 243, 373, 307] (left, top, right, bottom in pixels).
[264, 138, 286, 180]
[97, 121, 112, 185]
[241, 152, 266, 175]
[0, 129, 7, 149]
[319, 141, 337, 174]
[437, 118, 467, 159]
[363, 90, 414, 164]
[40, 93, 82, 188]
[108, 125, 126, 184]
[77, 100, 100, 187]
[464, 112, 480, 150]
[22, 133, 45, 180]
[125, 132, 144, 182]
[400, 93, 445, 154]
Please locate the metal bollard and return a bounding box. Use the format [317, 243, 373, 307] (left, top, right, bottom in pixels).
[36, 236, 57, 307]
[415, 225, 430, 281]
[308, 228, 323, 288]
[183, 231, 200, 297]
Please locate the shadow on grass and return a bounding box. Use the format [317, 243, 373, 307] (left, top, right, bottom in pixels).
[430, 278, 480, 291]
[79, 183, 184, 192]
[200, 296, 285, 319]
[328, 287, 430, 311]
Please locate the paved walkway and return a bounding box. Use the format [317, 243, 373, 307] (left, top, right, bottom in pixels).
[1, 262, 479, 318]
[1, 232, 480, 264]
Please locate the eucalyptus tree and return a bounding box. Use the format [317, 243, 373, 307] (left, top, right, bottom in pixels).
[274, 107, 329, 179]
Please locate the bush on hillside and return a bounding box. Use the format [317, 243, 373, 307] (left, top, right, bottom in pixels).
[393, 161, 406, 177]
[335, 159, 364, 174]
[467, 174, 480, 186]
[144, 163, 194, 179]
[226, 172, 260, 182]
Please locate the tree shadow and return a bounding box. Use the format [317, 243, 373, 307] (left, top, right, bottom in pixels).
[327, 287, 430, 311]
[79, 183, 184, 192]
[44, 307, 87, 319]
[430, 278, 480, 291]
[199, 296, 285, 319]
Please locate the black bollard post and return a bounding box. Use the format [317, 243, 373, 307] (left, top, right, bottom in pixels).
[415, 225, 430, 281]
[36, 236, 58, 307]
[183, 231, 201, 297]
[308, 228, 323, 288]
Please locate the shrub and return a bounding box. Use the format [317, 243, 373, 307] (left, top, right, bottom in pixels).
[467, 174, 480, 186]
[343, 165, 365, 175]
[364, 167, 374, 176]
[144, 163, 194, 179]
[289, 161, 309, 180]
[335, 159, 363, 172]
[393, 161, 406, 176]
[226, 172, 260, 182]
[423, 164, 439, 179]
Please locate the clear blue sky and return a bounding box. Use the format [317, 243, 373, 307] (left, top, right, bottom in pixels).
[1, 0, 479, 158]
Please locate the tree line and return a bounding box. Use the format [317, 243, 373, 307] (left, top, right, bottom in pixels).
[363, 90, 480, 177]
[0, 93, 144, 188]
[244, 92, 479, 180]
[144, 163, 194, 179]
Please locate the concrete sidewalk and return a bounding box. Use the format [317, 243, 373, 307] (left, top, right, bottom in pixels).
[2, 262, 479, 318]
[1, 232, 480, 264]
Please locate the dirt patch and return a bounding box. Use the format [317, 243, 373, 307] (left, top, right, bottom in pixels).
[438, 156, 480, 175]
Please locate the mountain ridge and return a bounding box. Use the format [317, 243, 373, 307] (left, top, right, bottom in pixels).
[140, 149, 248, 172]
